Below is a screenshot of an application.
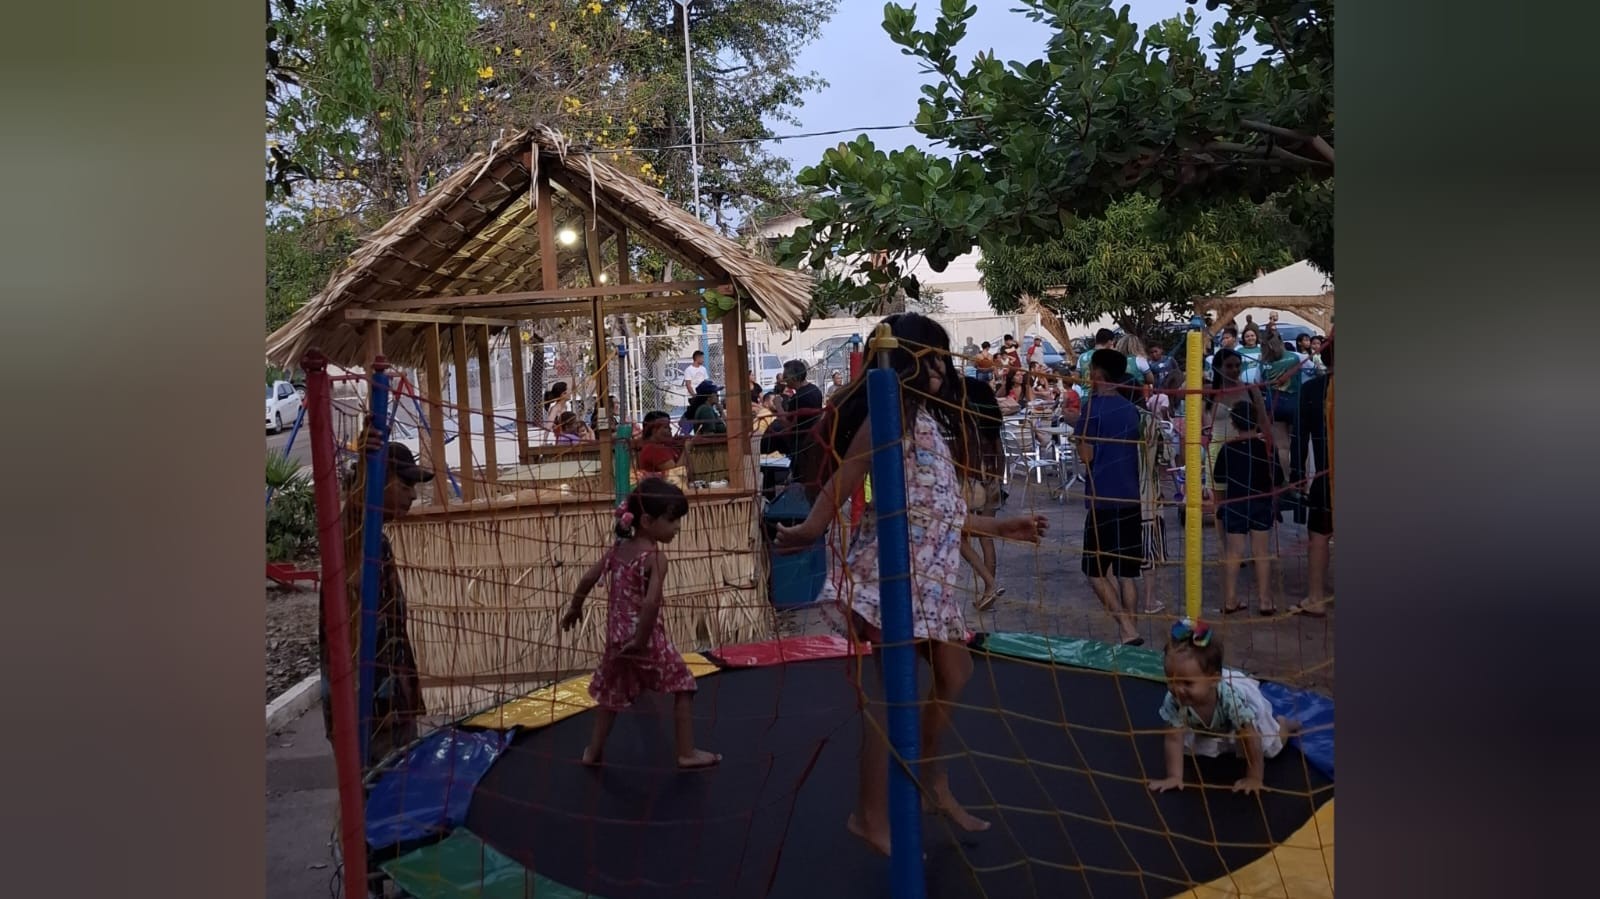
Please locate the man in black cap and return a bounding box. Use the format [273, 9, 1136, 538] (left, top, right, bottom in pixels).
[320, 433, 434, 769]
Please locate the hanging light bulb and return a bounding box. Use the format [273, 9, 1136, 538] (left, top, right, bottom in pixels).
[557, 227, 578, 246]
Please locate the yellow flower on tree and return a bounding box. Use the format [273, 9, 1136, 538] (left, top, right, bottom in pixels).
[513, 48, 523, 58]
[477, 65, 495, 80]
[549, 20, 558, 31]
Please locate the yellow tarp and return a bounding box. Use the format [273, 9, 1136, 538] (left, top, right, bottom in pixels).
[463, 653, 720, 730]
[1179, 798, 1334, 899]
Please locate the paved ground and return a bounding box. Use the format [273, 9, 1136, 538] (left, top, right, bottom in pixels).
[266, 709, 340, 899]
[264, 471, 1333, 893]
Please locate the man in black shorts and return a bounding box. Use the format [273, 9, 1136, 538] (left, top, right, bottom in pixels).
[1073, 349, 1145, 644]
[1292, 336, 1333, 616]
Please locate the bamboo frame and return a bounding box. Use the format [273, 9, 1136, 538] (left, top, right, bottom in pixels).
[345, 309, 519, 328]
[451, 324, 476, 502]
[476, 325, 497, 485]
[365, 278, 726, 312]
[423, 325, 449, 503]
[509, 326, 529, 464]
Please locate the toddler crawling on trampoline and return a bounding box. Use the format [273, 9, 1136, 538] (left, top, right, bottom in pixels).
[1148, 619, 1299, 795]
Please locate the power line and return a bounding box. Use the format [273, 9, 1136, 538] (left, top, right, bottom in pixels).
[576, 116, 990, 155]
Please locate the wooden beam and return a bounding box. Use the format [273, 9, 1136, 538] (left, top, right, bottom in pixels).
[617, 226, 631, 286]
[390, 292, 709, 322]
[546, 170, 633, 234]
[476, 325, 498, 486]
[361, 320, 383, 374]
[508, 325, 529, 465]
[345, 309, 520, 328]
[537, 166, 558, 293]
[423, 325, 449, 505]
[365, 279, 728, 312]
[451, 325, 476, 502]
[721, 310, 750, 491]
[546, 169, 720, 283]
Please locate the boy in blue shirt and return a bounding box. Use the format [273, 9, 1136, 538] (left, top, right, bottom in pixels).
[1074, 349, 1146, 645]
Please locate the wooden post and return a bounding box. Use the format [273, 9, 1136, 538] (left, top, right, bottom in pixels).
[616, 227, 633, 423]
[509, 325, 529, 464]
[423, 325, 449, 505]
[361, 320, 383, 373]
[452, 324, 476, 502]
[721, 309, 750, 491]
[585, 211, 614, 491]
[534, 160, 557, 443]
[476, 325, 498, 486]
[537, 163, 557, 293]
[591, 295, 613, 492]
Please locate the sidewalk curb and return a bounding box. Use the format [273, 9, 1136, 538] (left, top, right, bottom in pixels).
[266, 674, 321, 734]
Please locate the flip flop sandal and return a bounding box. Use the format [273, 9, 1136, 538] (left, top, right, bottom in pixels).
[1221, 604, 1247, 615]
[1288, 600, 1329, 618]
[1141, 602, 1166, 614]
[975, 587, 1006, 611]
[1258, 606, 1277, 616]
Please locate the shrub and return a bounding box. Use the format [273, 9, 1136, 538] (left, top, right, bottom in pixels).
[266, 452, 318, 562]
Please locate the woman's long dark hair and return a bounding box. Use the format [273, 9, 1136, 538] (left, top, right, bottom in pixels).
[1207, 348, 1245, 413]
[814, 313, 969, 485]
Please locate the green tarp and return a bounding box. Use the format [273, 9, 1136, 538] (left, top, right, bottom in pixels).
[381, 828, 598, 899]
[978, 632, 1167, 682]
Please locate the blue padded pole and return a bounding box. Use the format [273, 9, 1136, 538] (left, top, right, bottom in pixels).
[864, 325, 926, 899]
[357, 359, 393, 766]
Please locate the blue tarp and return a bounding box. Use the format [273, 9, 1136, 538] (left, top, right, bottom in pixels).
[366, 726, 514, 851]
[1258, 681, 1335, 780]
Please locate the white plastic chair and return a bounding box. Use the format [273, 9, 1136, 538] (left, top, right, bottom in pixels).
[1001, 422, 1056, 486]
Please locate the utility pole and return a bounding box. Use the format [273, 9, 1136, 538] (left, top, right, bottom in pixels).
[677, 0, 709, 360]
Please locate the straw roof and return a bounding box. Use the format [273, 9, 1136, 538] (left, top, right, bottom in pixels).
[266, 126, 812, 367]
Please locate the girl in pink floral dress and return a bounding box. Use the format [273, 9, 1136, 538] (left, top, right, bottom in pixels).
[560, 478, 719, 769]
[775, 312, 1048, 856]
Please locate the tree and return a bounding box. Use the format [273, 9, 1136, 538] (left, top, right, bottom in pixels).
[267, 0, 839, 225]
[978, 194, 1294, 336]
[267, 207, 365, 333]
[774, 0, 1333, 305]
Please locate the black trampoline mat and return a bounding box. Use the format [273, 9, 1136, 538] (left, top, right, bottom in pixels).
[465, 655, 1332, 899]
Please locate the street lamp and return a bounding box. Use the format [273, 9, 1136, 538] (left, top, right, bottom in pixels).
[676, 0, 710, 358]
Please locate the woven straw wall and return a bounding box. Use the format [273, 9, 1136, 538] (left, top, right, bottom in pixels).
[387, 493, 771, 717]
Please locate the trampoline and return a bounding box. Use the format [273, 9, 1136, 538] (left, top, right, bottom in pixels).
[369, 635, 1335, 899]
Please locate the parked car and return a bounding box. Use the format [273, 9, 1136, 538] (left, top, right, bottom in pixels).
[265, 380, 303, 433]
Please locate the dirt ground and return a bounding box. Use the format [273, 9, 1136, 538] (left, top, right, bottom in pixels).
[265, 585, 320, 702]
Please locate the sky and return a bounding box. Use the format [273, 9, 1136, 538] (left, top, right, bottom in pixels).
[768, 0, 1225, 175]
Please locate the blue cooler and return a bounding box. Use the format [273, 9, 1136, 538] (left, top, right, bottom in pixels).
[764, 484, 827, 608]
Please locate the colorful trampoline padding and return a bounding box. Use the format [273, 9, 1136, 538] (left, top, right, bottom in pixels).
[381, 828, 590, 899]
[366, 727, 514, 850]
[462, 653, 720, 730]
[1183, 799, 1334, 899]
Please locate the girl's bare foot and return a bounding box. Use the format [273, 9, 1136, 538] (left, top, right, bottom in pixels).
[1277, 716, 1301, 737]
[846, 813, 892, 856]
[581, 745, 604, 767]
[677, 748, 722, 769]
[927, 788, 991, 833]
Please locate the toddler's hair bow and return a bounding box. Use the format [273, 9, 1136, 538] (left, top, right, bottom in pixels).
[1170, 618, 1212, 647]
[614, 502, 634, 528]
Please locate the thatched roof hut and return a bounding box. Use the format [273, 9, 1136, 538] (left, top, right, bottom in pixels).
[274, 127, 795, 708]
[266, 125, 811, 368]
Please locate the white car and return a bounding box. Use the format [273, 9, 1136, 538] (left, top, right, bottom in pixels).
[265, 380, 303, 433]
